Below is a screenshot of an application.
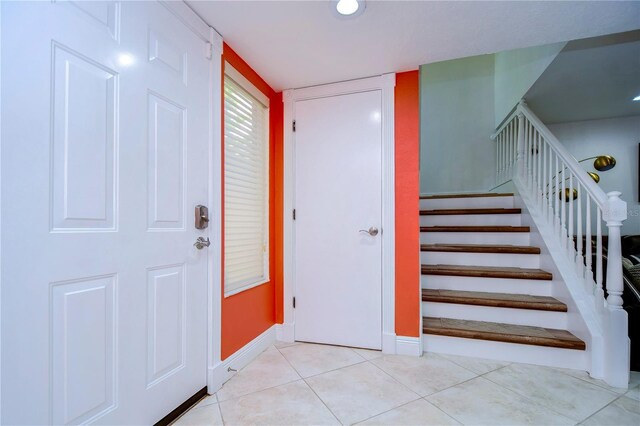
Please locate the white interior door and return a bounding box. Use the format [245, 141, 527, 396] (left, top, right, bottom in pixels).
[294, 90, 382, 350]
[1, 1, 211, 424]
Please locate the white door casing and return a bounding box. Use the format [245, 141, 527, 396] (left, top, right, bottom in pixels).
[282, 75, 396, 352]
[1, 1, 218, 424]
[294, 91, 383, 349]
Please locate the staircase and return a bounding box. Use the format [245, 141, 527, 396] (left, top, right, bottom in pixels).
[420, 192, 588, 369]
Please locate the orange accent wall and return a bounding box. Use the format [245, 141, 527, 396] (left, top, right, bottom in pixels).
[394, 71, 421, 337]
[221, 43, 284, 359]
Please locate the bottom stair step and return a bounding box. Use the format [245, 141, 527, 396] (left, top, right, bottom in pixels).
[423, 317, 585, 350]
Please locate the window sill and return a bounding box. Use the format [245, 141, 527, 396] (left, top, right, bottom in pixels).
[224, 277, 270, 298]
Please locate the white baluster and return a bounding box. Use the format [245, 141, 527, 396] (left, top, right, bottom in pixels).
[586, 195, 593, 291]
[507, 121, 513, 176]
[511, 121, 516, 173]
[530, 122, 535, 191]
[548, 143, 554, 222]
[516, 114, 525, 179]
[561, 161, 567, 248]
[554, 154, 560, 234]
[537, 132, 543, 209]
[596, 208, 603, 303]
[501, 132, 505, 182]
[504, 122, 513, 179]
[540, 138, 549, 215]
[577, 182, 583, 277]
[524, 121, 530, 186]
[568, 174, 575, 260]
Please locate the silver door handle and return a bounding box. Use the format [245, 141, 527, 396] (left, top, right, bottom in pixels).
[359, 227, 379, 236]
[194, 237, 211, 249]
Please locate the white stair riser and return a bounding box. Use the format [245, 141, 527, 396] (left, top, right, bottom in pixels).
[422, 275, 553, 296]
[420, 214, 522, 227]
[423, 335, 588, 371]
[421, 232, 530, 245]
[421, 251, 540, 268]
[422, 302, 567, 329]
[420, 196, 515, 210]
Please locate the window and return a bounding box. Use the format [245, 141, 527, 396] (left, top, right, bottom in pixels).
[224, 64, 270, 296]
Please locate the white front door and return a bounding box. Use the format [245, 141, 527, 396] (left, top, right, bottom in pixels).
[294, 90, 383, 350]
[1, 1, 211, 424]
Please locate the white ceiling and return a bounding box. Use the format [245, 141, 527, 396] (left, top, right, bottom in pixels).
[187, 1, 640, 91]
[526, 31, 640, 124]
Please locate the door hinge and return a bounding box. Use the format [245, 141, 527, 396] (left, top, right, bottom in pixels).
[292, 120, 296, 132]
[293, 297, 296, 308]
[205, 42, 213, 60]
[293, 209, 296, 220]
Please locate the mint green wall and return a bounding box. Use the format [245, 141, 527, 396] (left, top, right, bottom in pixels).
[420, 54, 496, 194]
[420, 42, 565, 194]
[494, 42, 566, 126]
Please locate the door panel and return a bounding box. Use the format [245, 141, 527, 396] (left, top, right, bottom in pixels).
[1, 1, 210, 424]
[294, 90, 383, 350]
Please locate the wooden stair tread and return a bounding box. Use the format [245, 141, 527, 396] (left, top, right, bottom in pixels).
[422, 289, 566, 312]
[420, 193, 514, 200]
[421, 226, 530, 233]
[421, 264, 552, 280]
[421, 208, 521, 216]
[421, 244, 540, 254]
[423, 317, 585, 350]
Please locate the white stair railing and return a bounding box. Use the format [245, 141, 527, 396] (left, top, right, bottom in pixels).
[492, 101, 629, 388]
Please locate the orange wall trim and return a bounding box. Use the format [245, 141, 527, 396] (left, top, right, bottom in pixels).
[221, 43, 284, 359]
[394, 71, 421, 337]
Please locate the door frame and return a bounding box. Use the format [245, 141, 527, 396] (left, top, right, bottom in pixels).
[282, 74, 397, 353]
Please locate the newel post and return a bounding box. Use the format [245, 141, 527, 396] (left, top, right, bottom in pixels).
[516, 112, 526, 179]
[603, 191, 630, 388]
[604, 191, 627, 308]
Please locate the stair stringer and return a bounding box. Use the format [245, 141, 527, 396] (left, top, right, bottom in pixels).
[512, 179, 605, 380]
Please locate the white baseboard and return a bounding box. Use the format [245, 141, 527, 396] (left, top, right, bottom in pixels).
[207, 325, 276, 393]
[275, 322, 294, 342]
[396, 335, 422, 356]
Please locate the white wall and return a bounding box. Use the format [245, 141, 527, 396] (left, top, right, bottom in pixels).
[548, 115, 640, 235]
[494, 42, 566, 127]
[420, 54, 496, 194]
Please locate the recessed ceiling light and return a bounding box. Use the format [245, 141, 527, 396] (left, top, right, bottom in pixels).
[334, 0, 366, 18]
[633, 94, 640, 102]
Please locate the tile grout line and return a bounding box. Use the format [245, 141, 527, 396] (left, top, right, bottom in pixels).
[420, 361, 576, 425]
[578, 397, 618, 425]
[577, 390, 640, 425]
[479, 369, 594, 423]
[276, 344, 370, 380]
[216, 376, 302, 405]
[215, 346, 303, 406]
[552, 368, 632, 395]
[364, 357, 426, 399]
[274, 343, 345, 425]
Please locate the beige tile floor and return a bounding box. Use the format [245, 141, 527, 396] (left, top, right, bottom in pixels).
[173, 341, 640, 426]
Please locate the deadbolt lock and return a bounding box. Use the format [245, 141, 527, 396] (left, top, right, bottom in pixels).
[195, 205, 209, 230]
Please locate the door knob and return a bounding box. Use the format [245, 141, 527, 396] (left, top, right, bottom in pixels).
[359, 227, 379, 236]
[194, 237, 211, 249]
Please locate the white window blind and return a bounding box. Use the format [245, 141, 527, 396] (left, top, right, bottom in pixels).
[224, 72, 269, 296]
